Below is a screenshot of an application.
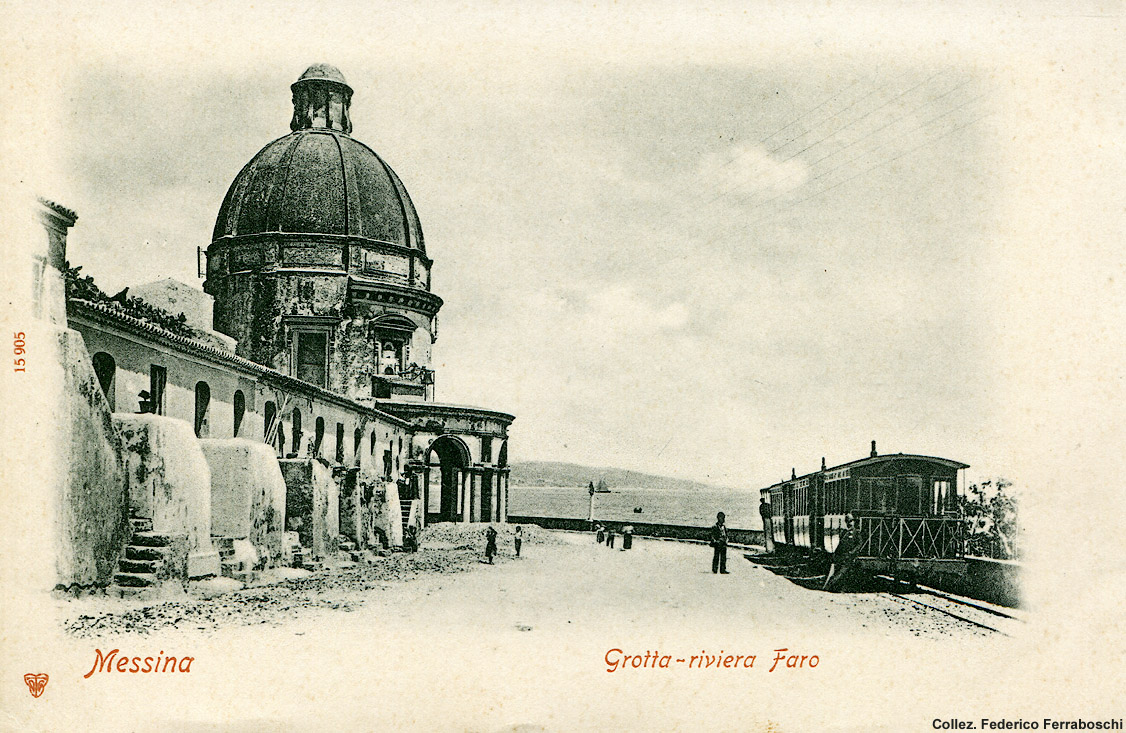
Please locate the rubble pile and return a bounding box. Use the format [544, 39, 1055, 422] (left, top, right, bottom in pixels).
[421, 522, 564, 547]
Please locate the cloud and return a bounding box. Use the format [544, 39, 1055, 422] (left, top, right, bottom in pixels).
[695, 143, 810, 201]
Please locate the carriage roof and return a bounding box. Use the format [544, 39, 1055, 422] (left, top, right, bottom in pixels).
[758, 453, 969, 495]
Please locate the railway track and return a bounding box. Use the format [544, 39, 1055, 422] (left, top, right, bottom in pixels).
[873, 575, 1023, 635]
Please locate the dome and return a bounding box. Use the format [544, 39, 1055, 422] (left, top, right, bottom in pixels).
[211, 65, 424, 251]
[294, 63, 351, 90]
[212, 130, 424, 251]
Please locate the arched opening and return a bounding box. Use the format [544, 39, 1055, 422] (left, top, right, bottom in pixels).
[370, 430, 377, 456]
[194, 382, 211, 437]
[425, 435, 471, 524]
[92, 352, 116, 411]
[233, 390, 245, 437]
[353, 427, 362, 463]
[497, 439, 508, 468]
[291, 408, 303, 456]
[264, 401, 277, 449]
[335, 423, 345, 463]
[314, 417, 325, 456]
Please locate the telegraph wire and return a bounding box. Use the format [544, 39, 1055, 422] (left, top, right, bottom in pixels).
[741, 110, 992, 232]
[701, 70, 915, 203]
[735, 88, 984, 219]
[699, 72, 948, 209]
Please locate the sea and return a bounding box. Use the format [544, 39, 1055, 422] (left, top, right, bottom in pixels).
[507, 486, 767, 530]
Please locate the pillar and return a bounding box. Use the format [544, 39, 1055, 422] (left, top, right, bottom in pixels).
[488, 470, 498, 523]
[499, 471, 508, 524]
[471, 470, 482, 523]
[461, 471, 470, 523]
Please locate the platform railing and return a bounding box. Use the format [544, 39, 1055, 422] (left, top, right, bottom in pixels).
[855, 516, 965, 560]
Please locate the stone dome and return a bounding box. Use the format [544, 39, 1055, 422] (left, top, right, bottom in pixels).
[211, 65, 424, 252]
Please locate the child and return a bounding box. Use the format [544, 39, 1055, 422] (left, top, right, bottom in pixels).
[514, 526, 523, 557]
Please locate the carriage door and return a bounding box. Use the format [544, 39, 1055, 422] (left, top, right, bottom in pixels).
[897, 475, 923, 515]
[783, 484, 795, 545]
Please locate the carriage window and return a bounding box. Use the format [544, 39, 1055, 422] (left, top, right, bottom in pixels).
[932, 480, 952, 514]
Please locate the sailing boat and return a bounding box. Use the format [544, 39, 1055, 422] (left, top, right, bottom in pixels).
[594, 478, 611, 493]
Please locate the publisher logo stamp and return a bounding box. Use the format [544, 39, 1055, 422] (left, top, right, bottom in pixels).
[23, 673, 48, 698]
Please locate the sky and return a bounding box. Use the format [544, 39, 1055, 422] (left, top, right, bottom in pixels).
[7, 1, 1123, 496]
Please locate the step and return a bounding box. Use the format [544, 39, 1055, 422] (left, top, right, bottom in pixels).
[130, 517, 154, 533]
[126, 545, 170, 561]
[119, 558, 159, 574]
[114, 572, 157, 587]
[131, 532, 173, 548]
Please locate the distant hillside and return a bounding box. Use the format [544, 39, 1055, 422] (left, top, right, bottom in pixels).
[508, 461, 724, 492]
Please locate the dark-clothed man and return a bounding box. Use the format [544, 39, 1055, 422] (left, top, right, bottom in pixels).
[485, 526, 498, 564]
[711, 512, 729, 574]
[759, 497, 775, 553]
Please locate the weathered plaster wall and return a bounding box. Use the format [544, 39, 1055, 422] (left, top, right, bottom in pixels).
[71, 317, 413, 481]
[115, 414, 220, 577]
[279, 458, 339, 559]
[54, 329, 130, 587]
[200, 439, 287, 569]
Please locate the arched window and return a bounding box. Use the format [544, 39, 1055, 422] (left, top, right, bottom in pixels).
[233, 390, 245, 437]
[264, 401, 277, 449]
[314, 417, 325, 456]
[370, 430, 377, 455]
[335, 423, 345, 463]
[194, 381, 211, 438]
[354, 427, 362, 457]
[291, 408, 303, 455]
[92, 352, 116, 411]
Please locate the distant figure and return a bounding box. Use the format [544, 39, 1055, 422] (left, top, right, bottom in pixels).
[485, 526, 498, 564]
[404, 524, 419, 553]
[514, 526, 523, 557]
[606, 526, 616, 549]
[710, 511, 729, 574]
[596, 524, 605, 544]
[759, 497, 775, 553]
[621, 525, 633, 550]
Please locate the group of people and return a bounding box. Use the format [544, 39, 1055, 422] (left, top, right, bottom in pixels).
[483, 525, 523, 564]
[594, 524, 634, 550]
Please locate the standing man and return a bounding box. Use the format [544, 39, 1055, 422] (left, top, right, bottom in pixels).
[759, 497, 775, 554]
[485, 525, 498, 564]
[606, 525, 616, 549]
[711, 512, 729, 574]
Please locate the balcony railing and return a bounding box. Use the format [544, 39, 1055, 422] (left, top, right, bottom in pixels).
[855, 516, 965, 560]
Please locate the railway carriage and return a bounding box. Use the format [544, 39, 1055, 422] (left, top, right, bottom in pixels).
[760, 442, 968, 580]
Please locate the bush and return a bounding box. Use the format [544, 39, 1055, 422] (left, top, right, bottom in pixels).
[958, 478, 1020, 560]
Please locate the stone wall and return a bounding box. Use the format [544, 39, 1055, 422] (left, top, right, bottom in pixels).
[115, 414, 220, 578]
[279, 458, 339, 560]
[53, 328, 130, 588]
[200, 439, 288, 571]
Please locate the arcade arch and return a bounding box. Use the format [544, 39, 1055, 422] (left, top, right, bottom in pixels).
[425, 435, 471, 524]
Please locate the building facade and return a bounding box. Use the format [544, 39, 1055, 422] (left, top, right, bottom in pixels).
[39, 63, 513, 589]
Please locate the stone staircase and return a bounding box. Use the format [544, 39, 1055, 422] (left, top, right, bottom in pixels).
[400, 499, 413, 539]
[338, 537, 364, 564]
[114, 518, 176, 590]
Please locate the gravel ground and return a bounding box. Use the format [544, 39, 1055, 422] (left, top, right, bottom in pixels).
[63, 523, 553, 637]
